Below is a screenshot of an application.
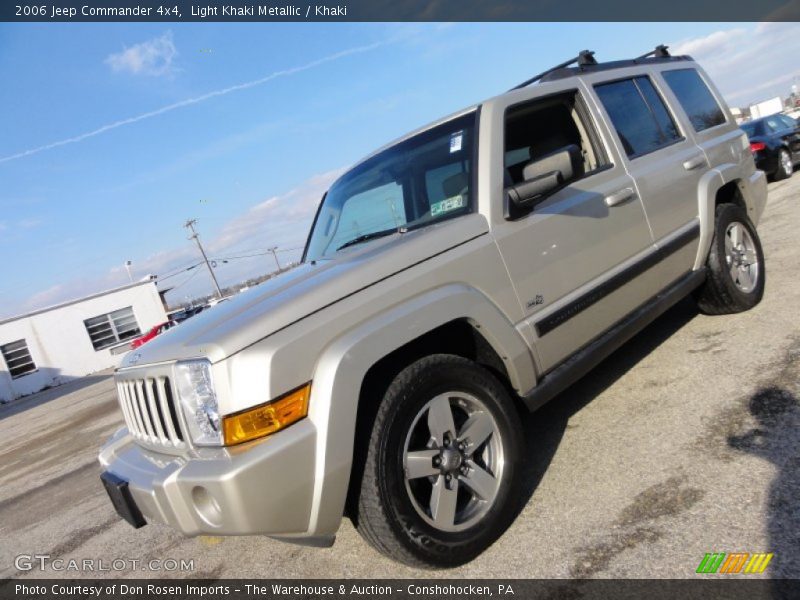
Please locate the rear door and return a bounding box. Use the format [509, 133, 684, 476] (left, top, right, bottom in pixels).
[659, 67, 741, 178]
[587, 72, 704, 278]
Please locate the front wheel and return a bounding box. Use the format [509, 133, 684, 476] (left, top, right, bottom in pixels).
[353, 354, 523, 568]
[695, 203, 765, 315]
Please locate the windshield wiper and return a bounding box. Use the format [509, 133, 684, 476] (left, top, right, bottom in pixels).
[337, 228, 400, 251]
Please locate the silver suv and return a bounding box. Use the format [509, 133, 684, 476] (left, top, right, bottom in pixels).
[99, 46, 768, 568]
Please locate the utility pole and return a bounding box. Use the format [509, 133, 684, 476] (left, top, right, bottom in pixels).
[267, 246, 281, 271]
[184, 219, 222, 299]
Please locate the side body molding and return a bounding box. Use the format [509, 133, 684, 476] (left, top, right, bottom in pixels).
[302, 284, 537, 536]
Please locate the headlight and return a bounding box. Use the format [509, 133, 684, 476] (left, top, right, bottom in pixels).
[175, 359, 222, 446]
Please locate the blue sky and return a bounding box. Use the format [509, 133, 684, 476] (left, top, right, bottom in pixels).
[1, 22, 797, 316]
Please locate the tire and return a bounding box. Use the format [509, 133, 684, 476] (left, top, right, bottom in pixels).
[774, 148, 793, 180]
[353, 354, 524, 568]
[695, 203, 765, 315]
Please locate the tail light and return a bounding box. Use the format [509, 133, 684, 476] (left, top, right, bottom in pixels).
[750, 142, 766, 153]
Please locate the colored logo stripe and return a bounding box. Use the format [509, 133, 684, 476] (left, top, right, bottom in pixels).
[697, 552, 773, 574]
[744, 553, 774, 574]
[720, 553, 749, 573]
[697, 553, 726, 573]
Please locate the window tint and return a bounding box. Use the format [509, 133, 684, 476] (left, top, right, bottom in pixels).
[1, 339, 36, 379]
[765, 117, 781, 133]
[595, 77, 681, 158]
[304, 114, 475, 261]
[662, 69, 726, 132]
[776, 115, 797, 130]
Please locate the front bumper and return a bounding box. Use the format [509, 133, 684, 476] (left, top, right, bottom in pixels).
[98, 420, 317, 536]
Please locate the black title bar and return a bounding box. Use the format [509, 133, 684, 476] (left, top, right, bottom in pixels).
[2, 579, 800, 600]
[2, 0, 800, 22]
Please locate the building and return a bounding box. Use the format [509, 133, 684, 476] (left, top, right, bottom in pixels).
[0, 281, 168, 402]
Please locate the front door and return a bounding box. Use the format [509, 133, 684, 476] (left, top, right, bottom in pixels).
[491, 88, 655, 372]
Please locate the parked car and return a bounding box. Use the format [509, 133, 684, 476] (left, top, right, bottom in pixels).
[130, 321, 176, 349]
[170, 305, 205, 323]
[740, 114, 800, 180]
[100, 47, 767, 568]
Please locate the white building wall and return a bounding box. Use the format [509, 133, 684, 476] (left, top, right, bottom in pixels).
[0, 282, 167, 402]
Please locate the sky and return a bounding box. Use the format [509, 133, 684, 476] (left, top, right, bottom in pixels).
[1, 22, 798, 317]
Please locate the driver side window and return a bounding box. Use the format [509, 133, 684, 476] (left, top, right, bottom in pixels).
[504, 90, 608, 218]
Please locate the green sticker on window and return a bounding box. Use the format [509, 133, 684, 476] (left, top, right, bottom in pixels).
[430, 194, 465, 217]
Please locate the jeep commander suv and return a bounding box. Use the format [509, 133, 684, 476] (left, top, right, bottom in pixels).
[100, 46, 768, 568]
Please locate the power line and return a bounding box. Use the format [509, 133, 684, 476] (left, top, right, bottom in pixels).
[184, 219, 222, 299]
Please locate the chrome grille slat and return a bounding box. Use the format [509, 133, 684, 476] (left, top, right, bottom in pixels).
[126, 381, 146, 436]
[116, 383, 134, 433]
[156, 376, 181, 444]
[135, 380, 156, 439]
[144, 378, 167, 440]
[115, 373, 185, 450]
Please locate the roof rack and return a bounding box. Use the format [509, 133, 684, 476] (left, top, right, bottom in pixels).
[510, 44, 688, 90]
[509, 50, 597, 91]
[636, 44, 671, 59]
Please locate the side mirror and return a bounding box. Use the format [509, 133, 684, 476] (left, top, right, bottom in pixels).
[506, 144, 582, 210]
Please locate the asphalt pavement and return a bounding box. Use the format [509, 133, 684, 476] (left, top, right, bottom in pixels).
[1, 176, 798, 579]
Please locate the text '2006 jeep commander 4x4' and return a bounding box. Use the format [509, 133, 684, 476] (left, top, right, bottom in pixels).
[100, 46, 767, 568]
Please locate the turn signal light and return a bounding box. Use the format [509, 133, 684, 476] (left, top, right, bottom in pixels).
[222, 383, 310, 446]
[750, 142, 766, 153]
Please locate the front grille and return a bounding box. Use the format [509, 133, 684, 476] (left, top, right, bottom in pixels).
[116, 376, 185, 449]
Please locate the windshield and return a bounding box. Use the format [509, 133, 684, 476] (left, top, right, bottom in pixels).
[304, 112, 476, 261]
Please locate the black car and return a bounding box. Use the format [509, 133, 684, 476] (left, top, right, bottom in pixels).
[740, 114, 800, 180]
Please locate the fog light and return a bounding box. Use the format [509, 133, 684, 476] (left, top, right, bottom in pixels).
[192, 486, 222, 527]
[223, 383, 310, 446]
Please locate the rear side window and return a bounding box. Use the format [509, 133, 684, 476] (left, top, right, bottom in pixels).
[662, 69, 726, 132]
[595, 77, 681, 158]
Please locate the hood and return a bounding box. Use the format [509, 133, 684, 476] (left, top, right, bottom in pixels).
[120, 214, 489, 368]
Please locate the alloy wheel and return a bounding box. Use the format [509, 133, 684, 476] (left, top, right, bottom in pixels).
[402, 391, 504, 532]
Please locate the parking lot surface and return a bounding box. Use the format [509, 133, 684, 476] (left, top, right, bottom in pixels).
[1, 177, 798, 579]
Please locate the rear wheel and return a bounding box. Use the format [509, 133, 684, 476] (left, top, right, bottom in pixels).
[775, 148, 793, 180]
[695, 203, 765, 315]
[353, 354, 523, 568]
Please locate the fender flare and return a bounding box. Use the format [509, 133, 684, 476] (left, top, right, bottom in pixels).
[302, 283, 536, 536]
[693, 162, 757, 271]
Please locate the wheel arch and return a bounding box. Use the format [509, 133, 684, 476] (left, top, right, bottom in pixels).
[303, 284, 536, 537]
[694, 168, 751, 271]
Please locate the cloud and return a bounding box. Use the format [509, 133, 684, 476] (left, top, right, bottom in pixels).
[105, 31, 177, 76]
[0, 39, 389, 165]
[210, 168, 344, 254]
[13, 167, 346, 315]
[670, 23, 800, 106]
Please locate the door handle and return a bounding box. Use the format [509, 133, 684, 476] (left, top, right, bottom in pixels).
[683, 155, 707, 171]
[604, 187, 636, 207]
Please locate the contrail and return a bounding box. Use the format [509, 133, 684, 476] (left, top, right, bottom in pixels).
[0, 40, 385, 164]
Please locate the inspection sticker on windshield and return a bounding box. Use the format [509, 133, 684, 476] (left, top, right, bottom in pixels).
[431, 194, 465, 217]
[450, 131, 463, 153]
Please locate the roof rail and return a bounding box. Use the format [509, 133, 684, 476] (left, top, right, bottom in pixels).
[636, 44, 671, 59]
[509, 50, 597, 91]
[509, 44, 689, 90]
